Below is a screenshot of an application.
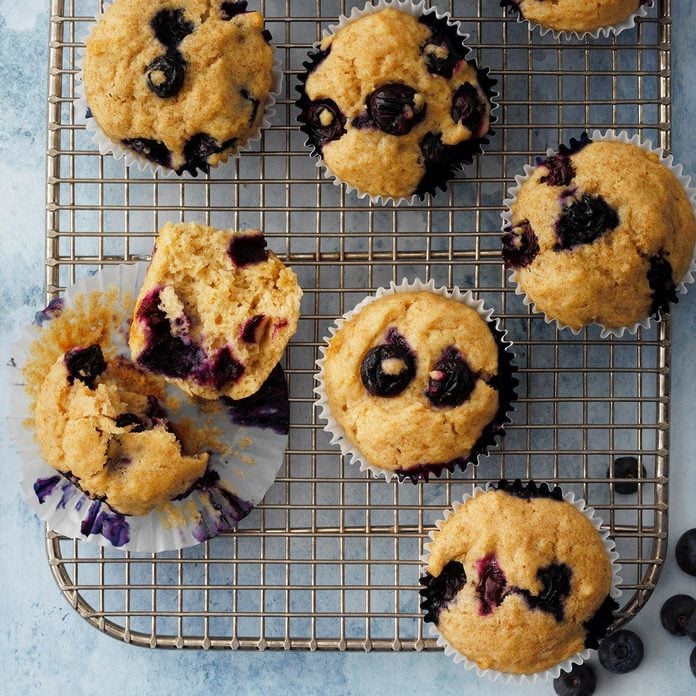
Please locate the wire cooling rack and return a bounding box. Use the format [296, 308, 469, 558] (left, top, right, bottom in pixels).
[44, 0, 671, 649]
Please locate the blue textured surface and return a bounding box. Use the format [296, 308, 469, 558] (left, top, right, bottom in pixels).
[2, 2, 696, 695]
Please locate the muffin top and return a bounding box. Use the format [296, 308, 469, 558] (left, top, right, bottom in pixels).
[420, 482, 617, 675]
[34, 345, 208, 517]
[129, 222, 302, 401]
[298, 8, 493, 200]
[83, 0, 274, 174]
[504, 0, 646, 33]
[502, 137, 696, 331]
[322, 292, 511, 480]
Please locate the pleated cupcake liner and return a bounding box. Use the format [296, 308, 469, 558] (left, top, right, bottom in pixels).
[502, 129, 696, 338]
[294, 0, 499, 206]
[314, 278, 518, 483]
[420, 481, 623, 685]
[7, 264, 290, 552]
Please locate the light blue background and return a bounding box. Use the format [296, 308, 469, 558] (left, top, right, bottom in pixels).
[2, 2, 696, 694]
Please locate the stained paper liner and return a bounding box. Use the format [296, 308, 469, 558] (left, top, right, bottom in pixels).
[295, 0, 499, 206]
[500, 0, 652, 41]
[314, 279, 518, 483]
[419, 481, 623, 685]
[7, 264, 290, 552]
[502, 129, 696, 338]
[75, 2, 283, 178]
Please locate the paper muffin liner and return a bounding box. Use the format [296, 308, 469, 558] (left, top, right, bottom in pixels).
[295, 0, 499, 206]
[75, 2, 283, 178]
[314, 278, 518, 483]
[500, 0, 652, 42]
[419, 480, 623, 685]
[502, 129, 696, 338]
[7, 264, 290, 552]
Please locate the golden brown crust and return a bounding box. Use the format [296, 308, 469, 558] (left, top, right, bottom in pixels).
[518, 0, 643, 33]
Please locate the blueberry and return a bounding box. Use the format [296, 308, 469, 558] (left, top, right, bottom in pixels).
[647, 254, 678, 317]
[691, 646, 696, 678]
[608, 456, 646, 495]
[502, 219, 540, 269]
[115, 413, 146, 433]
[451, 82, 487, 136]
[64, 345, 107, 389]
[150, 8, 194, 48]
[660, 595, 696, 636]
[419, 560, 467, 624]
[686, 611, 696, 643]
[425, 346, 477, 408]
[300, 98, 346, 152]
[220, 1, 248, 19]
[553, 664, 597, 696]
[419, 14, 466, 78]
[521, 562, 572, 622]
[206, 346, 244, 390]
[555, 194, 619, 251]
[583, 595, 620, 649]
[228, 233, 268, 267]
[360, 329, 416, 398]
[367, 83, 426, 136]
[179, 133, 237, 175]
[676, 529, 696, 577]
[122, 138, 172, 168]
[598, 629, 644, 674]
[146, 51, 186, 98]
[240, 88, 260, 125]
[240, 314, 267, 343]
[475, 554, 508, 615]
[540, 154, 576, 187]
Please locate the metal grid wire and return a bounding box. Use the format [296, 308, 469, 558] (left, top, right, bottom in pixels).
[45, 0, 671, 649]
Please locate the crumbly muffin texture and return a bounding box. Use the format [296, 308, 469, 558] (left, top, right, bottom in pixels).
[503, 0, 646, 33]
[503, 138, 696, 330]
[421, 486, 615, 674]
[129, 222, 302, 401]
[298, 8, 493, 200]
[84, 0, 274, 174]
[322, 292, 502, 479]
[34, 346, 208, 517]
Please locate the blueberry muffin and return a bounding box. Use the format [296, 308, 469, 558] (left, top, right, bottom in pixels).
[420, 481, 618, 675]
[34, 345, 208, 517]
[83, 0, 274, 174]
[129, 222, 302, 400]
[320, 291, 515, 482]
[297, 8, 495, 200]
[502, 135, 696, 331]
[502, 0, 649, 34]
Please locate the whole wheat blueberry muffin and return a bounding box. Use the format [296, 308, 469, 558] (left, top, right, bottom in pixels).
[320, 291, 515, 482]
[501, 0, 650, 34]
[83, 0, 274, 174]
[502, 135, 696, 331]
[420, 481, 618, 675]
[297, 8, 495, 200]
[129, 223, 302, 401]
[34, 345, 208, 517]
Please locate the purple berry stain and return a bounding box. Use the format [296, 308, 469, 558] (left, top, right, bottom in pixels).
[240, 314, 268, 343]
[520, 562, 572, 622]
[419, 560, 467, 624]
[228, 232, 269, 267]
[80, 500, 130, 547]
[555, 194, 619, 251]
[476, 554, 509, 615]
[150, 8, 194, 48]
[300, 98, 347, 151]
[502, 220, 540, 269]
[122, 138, 172, 169]
[64, 344, 107, 389]
[34, 475, 61, 504]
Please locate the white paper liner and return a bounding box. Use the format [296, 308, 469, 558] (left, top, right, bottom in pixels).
[296, 0, 499, 207]
[74, 2, 283, 177]
[420, 483, 623, 685]
[503, 0, 652, 41]
[502, 129, 696, 338]
[314, 278, 517, 483]
[7, 264, 290, 552]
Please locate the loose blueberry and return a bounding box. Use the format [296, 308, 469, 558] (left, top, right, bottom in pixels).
[360, 329, 416, 398]
[151, 8, 194, 48]
[598, 630, 644, 674]
[608, 456, 646, 495]
[553, 664, 597, 696]
[476, 554, 508, 615]
[691, 646, 696, 678]
[660, 595, 696, 636]
[301, 99, 346, 151]
[686, 611, 696, 643]
[647, 254, 678, 317]
[521, 562, 572, 622]
[555, 194, 619, 251]
[419, 14, 466, 78]
[367, 83, 426, 136]
[122, 138, 172, 168]
[220, 1, 248, 19]
[419, 560, 467, 624]
[425, 346, 477, 408]
[146, 51, 186, 98]
[179, 132, 237, 175]
[64, 345, 107, 389]
[115, 413, 146, 433]
[676, 529, 696, 577]
[228, 233, 268, 267]
[501, 220, 540, 269]
[451, 82, 487, 136]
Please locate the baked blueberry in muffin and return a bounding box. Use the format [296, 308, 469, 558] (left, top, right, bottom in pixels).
[420, 481, 618, 675]
[83, 0, 274, 174]
[502, 135, 696, 331]
[296, 8, 495, 201]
